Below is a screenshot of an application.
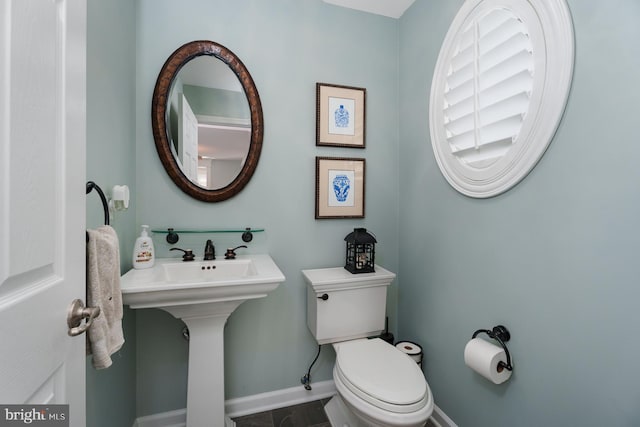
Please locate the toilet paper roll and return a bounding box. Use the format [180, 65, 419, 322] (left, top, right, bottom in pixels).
[395, 341, 423, 364]
[464, 338, 512, 384]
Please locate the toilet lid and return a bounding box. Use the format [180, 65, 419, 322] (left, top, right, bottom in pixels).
[335, 338, 427, 409]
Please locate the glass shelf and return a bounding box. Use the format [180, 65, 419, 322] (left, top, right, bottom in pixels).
[151, 227, 264, 234]
[152, 227, 263, 244]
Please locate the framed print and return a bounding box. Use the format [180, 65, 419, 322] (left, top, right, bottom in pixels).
[315, 157, 365, 219]
[316, 83, 366, 148]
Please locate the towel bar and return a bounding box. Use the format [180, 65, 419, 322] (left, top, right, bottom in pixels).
[86, 181, 110, 242]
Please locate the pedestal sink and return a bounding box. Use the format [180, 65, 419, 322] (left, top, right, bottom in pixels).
[120, 254, 285, 427]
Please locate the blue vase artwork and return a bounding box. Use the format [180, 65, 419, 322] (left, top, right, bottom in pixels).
[328, 97, 355, 136]
[332, 174, 351, 203]
[334, 105, 350, 128]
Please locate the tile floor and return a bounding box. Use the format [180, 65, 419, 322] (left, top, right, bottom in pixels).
[233, 399, 331, 427]
[233, 398, 439, 427]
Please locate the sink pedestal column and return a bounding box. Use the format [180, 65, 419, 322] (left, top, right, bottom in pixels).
[120, 255, 286, 427]
[162, 301, 243, 427]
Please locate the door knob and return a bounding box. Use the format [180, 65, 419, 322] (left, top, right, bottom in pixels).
[67, 299, 101, 336]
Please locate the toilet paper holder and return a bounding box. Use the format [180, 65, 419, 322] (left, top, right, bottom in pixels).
[471, 325, 513, 371]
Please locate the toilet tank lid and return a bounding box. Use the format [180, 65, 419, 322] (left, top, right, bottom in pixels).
[336, 338, 427, 406]
[301, 266, 395, 292]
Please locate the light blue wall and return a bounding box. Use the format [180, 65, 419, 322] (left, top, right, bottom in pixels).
[86, 1, 640, 423]
[134, 0, 400, 416]
[398, 1, 640, 425]
[86, 0, 137, 425]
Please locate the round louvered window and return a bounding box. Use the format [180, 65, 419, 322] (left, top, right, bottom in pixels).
[429, 0, 574, 198]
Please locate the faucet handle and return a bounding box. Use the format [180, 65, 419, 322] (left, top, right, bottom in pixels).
[224, 245, 247, 260]
[170, 247, 195, 261]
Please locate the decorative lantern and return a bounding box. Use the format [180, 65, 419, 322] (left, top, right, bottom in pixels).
[344, 228, 376, 274]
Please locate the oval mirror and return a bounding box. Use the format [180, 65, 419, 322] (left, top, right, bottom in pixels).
[152, 40, 263, 202]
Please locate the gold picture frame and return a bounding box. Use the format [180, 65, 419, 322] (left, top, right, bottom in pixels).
[315, 157, 365, 219]
[316, 83, 366, 148]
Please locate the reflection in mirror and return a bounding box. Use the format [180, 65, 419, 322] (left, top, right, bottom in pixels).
[167, 56, 251, 190]
[152, 40, 263, 202]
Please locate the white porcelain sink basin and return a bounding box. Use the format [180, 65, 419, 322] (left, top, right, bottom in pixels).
[162, 258, 255, 283]
[120, 254, 285, 427]
[120, 254, 284, 311]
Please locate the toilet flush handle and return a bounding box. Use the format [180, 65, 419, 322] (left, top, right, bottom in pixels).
[317, 293, 329, 301]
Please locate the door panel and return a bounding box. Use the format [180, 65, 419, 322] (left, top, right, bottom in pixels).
[0, 0, 86, 425]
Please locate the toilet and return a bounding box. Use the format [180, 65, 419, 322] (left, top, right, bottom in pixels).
[302, 266, 434, 427]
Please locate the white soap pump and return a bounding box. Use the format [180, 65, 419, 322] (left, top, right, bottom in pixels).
[132, 225, 155, 269]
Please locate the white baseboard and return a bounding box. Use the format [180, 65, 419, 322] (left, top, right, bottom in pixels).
[131, 380, 457, 427]
[225, 379, 337, 418]
[430, 404, 458, 427]
[131, 380, 336, 427]
[132, 408, 186, 427]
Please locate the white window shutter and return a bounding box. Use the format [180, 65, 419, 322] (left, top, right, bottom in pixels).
[430, 0, 574, 198]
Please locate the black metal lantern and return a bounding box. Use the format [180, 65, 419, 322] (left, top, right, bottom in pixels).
[344, 228, 376, 273]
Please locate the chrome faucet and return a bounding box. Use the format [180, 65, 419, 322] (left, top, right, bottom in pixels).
[204, 239, 215, 260]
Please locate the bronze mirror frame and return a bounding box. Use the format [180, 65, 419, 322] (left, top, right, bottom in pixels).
[151, 40, 263, 202]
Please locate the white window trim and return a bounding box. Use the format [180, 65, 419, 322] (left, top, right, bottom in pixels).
[429, 0, 574, 198]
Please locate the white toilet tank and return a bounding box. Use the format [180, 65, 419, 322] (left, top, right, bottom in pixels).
[302, 265, 396, 344]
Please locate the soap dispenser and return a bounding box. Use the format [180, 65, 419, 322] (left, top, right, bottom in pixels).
[133, 225, 155, 269]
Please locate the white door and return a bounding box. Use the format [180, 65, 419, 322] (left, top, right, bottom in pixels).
[0, 0, 87, 425]
[179, 94, 200, 182]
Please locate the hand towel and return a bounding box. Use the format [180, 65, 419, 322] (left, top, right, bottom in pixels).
[86, 225, 124, 369]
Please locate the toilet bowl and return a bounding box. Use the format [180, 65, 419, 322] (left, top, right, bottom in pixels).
[326, 338, 433, 427]
[302, 266, 434, 427]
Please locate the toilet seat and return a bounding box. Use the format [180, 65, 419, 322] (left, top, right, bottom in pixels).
[334, 338, 428, 413]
